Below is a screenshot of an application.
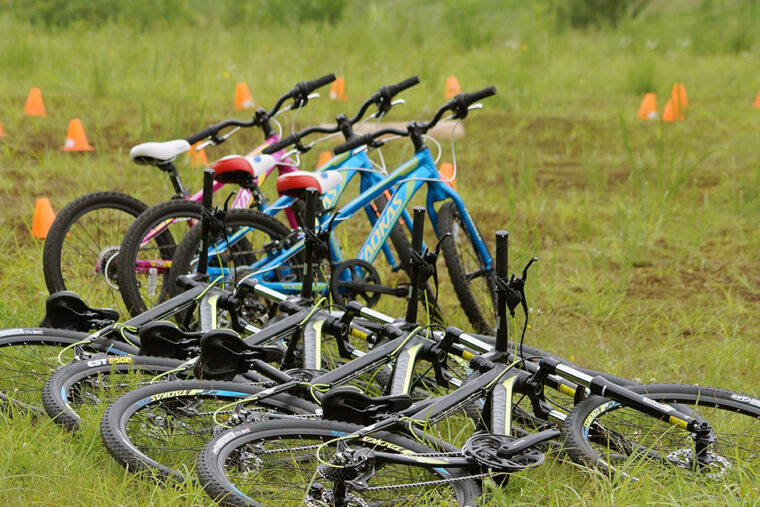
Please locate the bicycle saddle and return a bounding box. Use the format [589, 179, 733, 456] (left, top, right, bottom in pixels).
[276, 170, 342, 197]
[194, 329, 283, 381]
[211, 154, 276, 185]
[321, 386, 413, 425]
[39, 291, 119, 331]
[130, 139, 191, 166]
[137, 321, 203, 360]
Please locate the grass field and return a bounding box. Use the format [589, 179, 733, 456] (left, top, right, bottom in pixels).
[1, 0, 759, 504]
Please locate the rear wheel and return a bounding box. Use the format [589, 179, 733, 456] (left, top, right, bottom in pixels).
[197, 418, 482, 506]
[42, 191, 147, 312]
[117, 200, 207, 316]
[437, 201, 495, 334]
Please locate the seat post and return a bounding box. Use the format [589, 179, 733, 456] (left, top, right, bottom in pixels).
[159, 162, 188, 198]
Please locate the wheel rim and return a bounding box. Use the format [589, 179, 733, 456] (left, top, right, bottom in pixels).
[60, 207, 136, 313]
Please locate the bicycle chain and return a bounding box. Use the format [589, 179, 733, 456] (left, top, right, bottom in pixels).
[251, 444, 493, 491]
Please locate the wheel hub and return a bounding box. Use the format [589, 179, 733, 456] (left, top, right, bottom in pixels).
[95, 246, 120, 289]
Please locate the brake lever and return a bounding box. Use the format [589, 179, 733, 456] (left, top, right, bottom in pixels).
[468, 103, 484, 111]
[307, 92, 320, 100]
[522, 257, 538, 280]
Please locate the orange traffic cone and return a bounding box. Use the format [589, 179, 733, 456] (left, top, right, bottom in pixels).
[62, 118, 94, 151]
[32, 198, 56, 239]
[676, 83, 688, 110]
[24, 87, 47, 117]
[0, 118, 7, 137]
[444, 76, 462, 100]
[235, 82, 255, 110]
[189, 142, 208, 168]
[317, 151, 333, 168]
[636, 93, 657, 120]
[330, 77, 347, 102]
[662, 98, 682, 123]
[753, 90, 760, 108]
[438, 162, 457, 190]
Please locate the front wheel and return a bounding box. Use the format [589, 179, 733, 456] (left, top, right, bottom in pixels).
[562, 384, 760, 480]
[197, 418, 482, 506]
[437, 201, 496, 334]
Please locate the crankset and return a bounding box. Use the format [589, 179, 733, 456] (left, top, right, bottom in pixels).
[462, 433, 545, 472]
[330, 259, 406, 307]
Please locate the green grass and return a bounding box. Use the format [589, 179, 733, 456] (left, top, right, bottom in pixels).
[1, 0, 759, 504]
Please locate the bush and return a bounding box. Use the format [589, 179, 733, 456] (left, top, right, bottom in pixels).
[551, 0, 649, 30]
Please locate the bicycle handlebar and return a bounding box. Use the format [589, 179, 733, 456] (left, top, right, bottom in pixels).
[261, 77, 420, 155]
[185, 73, 337, 145]
[331, 86, 497, 154]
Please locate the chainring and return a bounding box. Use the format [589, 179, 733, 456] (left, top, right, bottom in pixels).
[329, 258, 382, 308]
[462, 433, 545, 472]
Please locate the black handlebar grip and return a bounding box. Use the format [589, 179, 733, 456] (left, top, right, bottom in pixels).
[462, 86, 497, 105]
[411, 207, 426, 255]
[495, 230, 508, 279]
[303, 73, 336, 94]
[387, 76, 420, 97]
[262, 133, 299, 154]
[186, 125, 217, 145]
[333, 133, 373, 155]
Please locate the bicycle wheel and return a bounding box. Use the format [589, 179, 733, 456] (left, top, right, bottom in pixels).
[563, 384, 760, 480]
[117, 200, 204, 315]
[0, 327, 135, 413]
[197, 418, 482, 506]
[100, 379, 318, 482]
[42, 191, 148, 311]
[42, 354, 188, 431]
[166, 209, 296, 327]
[437, 201, 496, 334]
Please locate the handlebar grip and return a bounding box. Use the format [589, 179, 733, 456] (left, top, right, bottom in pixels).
[302, 73, 336, 94]
[262, 133, 299, 154]
[186, 125, 217, 145]
[387, 76, 420, 97]
[495, 231, 508, 279]
[461, 86, 497, 105]
[332, 133, 373, 155]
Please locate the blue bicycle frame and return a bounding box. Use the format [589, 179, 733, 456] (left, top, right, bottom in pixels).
[220, 146, 491, 298]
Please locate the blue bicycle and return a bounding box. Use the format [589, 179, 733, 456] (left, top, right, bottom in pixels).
[169, 87, 498, 333]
